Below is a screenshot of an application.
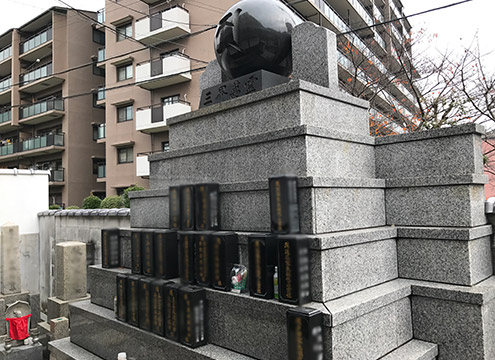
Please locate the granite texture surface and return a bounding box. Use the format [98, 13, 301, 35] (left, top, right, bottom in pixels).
[331, 298, 412, 360]
[380, 339, 438, 360]
[312, 238, 398, 302]
[482, 296, 495, 360]
[48, 337, 103, 360]
[47, 295, 90, 321]
[70, 300, 256, 360]
[396, 225, 492, 240]
[386, 185, 486, 227]
[0, 343, 42, 360]
[29, 293, 41, 330]
[0, 223, 21, 295]
[130, 194, 168, 229]
[397, 236, 492, 285]
[88, 265, 130, 310]
[292, 22, 338, 89]
[376, 132, 484, 179]
[50, 317, 69, 340]
[385, 174, 488, 188]
[55, 242, 87, 301]
[199, 59, 223, 91]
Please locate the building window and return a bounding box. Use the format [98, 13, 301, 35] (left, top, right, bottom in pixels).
[116, 23, 132, 42]
[163, 95, 179, 105]
[117, 105, 133, 122]
[162, 141, 170, 152]
[117, 147, 133, 164]
[117, 64, 133, 81]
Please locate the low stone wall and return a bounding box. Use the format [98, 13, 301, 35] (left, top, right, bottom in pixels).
[38, 209, 130, 310]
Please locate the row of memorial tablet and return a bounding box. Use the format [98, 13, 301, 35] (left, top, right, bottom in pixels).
[116, 275, 206, 348]
[168, 175, 300, 234]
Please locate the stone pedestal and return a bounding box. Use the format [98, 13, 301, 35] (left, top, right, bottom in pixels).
[0, 343, 42, 360]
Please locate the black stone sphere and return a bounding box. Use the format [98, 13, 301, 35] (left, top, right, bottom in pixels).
[214, 0, 301, 80]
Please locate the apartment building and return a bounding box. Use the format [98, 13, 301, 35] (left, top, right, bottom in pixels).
[96, 0, 414, 194]
[0, 7, 105, 206]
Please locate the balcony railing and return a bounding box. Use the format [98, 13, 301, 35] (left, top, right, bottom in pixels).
[0, 132, 64, 157]
[20, 62, 52, 86]
[348, 0, 373, 26]
[136, 100, 191, 133]
[97, 164, 106, 178]
[97, 87, 105, 101]
[0, 76, 11, 92]
[97, 123, 106, 139]
[20, 99, 64, 119]
[97, 48, 105, 62]
[50, 168, 64, 182]
[97, 9, 105, 24]
[0, 109, 11, 124]
[373, 4, 384, 23]
[135, 6, 190, 45]
[135, 53, 191, 89]
[20, 28, 52, 54]
[0, 46, 12, 62]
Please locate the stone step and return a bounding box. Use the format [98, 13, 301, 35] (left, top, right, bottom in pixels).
[379, 340, 438, 360]
[90, 226, 399, 305]
[69, 300, 255, 360]
[130, 177, 386, 235]
[48, 338, 103, 360]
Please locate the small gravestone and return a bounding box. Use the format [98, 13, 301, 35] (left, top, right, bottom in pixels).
[0, 223, 21, 295]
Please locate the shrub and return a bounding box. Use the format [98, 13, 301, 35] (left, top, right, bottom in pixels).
[49, 204, 61, 210]
[122, 185, 145, 208]
[66, 205, 80, 210]
[101, 195, 124, 209]
[82, 194, 101, 209]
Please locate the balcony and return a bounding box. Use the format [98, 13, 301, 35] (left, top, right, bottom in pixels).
[97, 9, 105, 24]
[19, 27, 53, 62]
[96, 123, 106, 142]
[0, 76, 11, 105]
[19, 62, 64, 94]
[19, 99, 64, 125]
[0, 132, 64, 162]
[50, 168, 64, 184]
[136, 153, 150, 177]
[136, 54, 191, 90]
[0, 45, 12, 75]
[0, 109, 11, 124]
[97, 164, 106, 180]
[135, 7, 190, 45]
[136, 100, 191, 133]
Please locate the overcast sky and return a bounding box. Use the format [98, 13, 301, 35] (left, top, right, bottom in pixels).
[0, 0, 493, 64]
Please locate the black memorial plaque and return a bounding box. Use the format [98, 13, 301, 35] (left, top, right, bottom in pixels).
[169, 186, 182, 230]
[194, 232, 213, 287]
[101, 228, 120, 268]
[200, 70, 289, 108]
[126, 275, 143, 327]
[165, 282, 182, 341]
[287, 307, 324, 360]
[178, 231, 196, 285]
[116, 274, 128, 322]
[277, 235, 311, 305]
[154, 230, 179, 279]
[141, 230, 155, 276]
[180, 185, 195, 230]
[194, 183, 220, 231]
[211, 231, 239, 291]
[131, 229, 142, 274]
[179, 286, 206, 348]
[138, 277, 154, 331]
[269, 176, 300, 234]
[248, 234, 278, 299]
[151, 279, 171, 336]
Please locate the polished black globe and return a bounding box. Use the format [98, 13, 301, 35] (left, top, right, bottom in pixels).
[214, 0, 301, 80]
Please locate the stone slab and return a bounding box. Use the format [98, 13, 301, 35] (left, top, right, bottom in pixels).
[397, 236, 492, 286]
[166, 80, 370, 150]
[70, 300, 255, 360]
[0, 223, 21, 295]
[88, 265, 130, 310]
[48, 337, 103, 360]
[0, 343, 42, 360]
[49, 317, 69, 340]
[150, 126, 375, 189]
[396, 225, 492, 241]
[380, 340, 438, 360]
[47, 296, 90, 321]
[55, 242, 87, 301]
[386, 185, 486, 227]
[385, 174, 488, 188]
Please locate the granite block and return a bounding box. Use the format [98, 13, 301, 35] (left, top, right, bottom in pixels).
[130, 195, 168, 229]
[88, 265, 130, 310]
[199, 59, 223, 91]
[70, 300, 256, 360]
[55, 242, 87, 301]
[29, 293, 41, 330]
[167, 80, 370, 150]
[397, 225, 492, 241]
[411, 295, 485, 359]
[385, 174, 488, 188]
[376, 131, 484, 179]
[312, 238, 398, 302]
[48, 337, 103, 360]
[482, 297, 495, 360]
[49, 317, 69, 340]
[380, 339, 438, 360]
[398, 236, 492, 285]
[331, 297, 412, 360]
[47, 295, 90, 321]
[0, 223, 21, 295]
[386, 185, 486, 227]
[0, 343, 42, 360]
[292, 22, 339, 89]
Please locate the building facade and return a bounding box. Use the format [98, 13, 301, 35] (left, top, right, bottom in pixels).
[0, 7, 105, 206]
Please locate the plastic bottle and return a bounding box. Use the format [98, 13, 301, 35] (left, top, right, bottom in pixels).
[273, 266, 279, 300]
[117, 352, 127, 360]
